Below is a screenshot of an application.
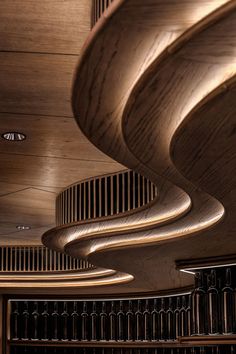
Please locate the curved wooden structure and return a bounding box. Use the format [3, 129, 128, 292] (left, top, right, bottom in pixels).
[43, 0, 236, 293]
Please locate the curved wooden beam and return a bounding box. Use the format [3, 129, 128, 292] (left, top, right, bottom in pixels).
[43, 0, 236, 293]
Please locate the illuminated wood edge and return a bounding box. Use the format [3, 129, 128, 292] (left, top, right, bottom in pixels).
[42, 0, 233, 289]
[176, 254, 236, 274]
[0, 271, 133, 288]
[43, 178, 191, 254]
[71, 0, 232, 239]
[0, 268, 116, 281]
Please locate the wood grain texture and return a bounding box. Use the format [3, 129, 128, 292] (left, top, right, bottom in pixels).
[0, 0, 123, 246]
[0, 0, 91, 54]
[43, 0, 236, 292]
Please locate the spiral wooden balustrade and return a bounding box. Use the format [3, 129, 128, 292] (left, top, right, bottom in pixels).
[42, 0, 236, 294]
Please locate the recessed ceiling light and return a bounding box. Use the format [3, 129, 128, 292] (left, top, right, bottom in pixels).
[16, 225, 31, 231]
[1, 132, 26, 141]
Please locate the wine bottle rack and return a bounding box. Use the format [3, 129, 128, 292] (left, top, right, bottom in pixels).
[9, 296, 190, 342]
[6, 265, 236, 354]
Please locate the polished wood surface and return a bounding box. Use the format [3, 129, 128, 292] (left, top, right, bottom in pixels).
[2, 0, 236, 293]
[47, 0, 236, 292]
[0, 1, 123, 246]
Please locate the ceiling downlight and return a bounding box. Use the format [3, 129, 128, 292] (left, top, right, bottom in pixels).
[1, 132, 26, 141]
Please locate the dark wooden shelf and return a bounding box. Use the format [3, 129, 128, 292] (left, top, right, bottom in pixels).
[180, 335, 236, 345]
[9, 336, 236, 348]
[9, 340, 182, 348]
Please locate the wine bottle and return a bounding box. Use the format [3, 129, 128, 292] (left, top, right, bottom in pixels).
[186, 295, 191, 336]
[166, 297, 174, 340]
[207, 270, 219, 335]
[71, 301, 79, 341]
[109, 301, 116, 341]
[41, 301, 49, 341]
[117, 300, 125, 341]
[135, 300, 143, 341]
[31, 301, 39, 340]
[11, 302, 19, 340]
[81, 301, 88, 341]
[100, 301, 107, 341]
[126, 300, 134, 341]
[61, 301, 69, 341]
[143, 299, 150, 341]
[180, 296, 187, 337]
[151, 299, 159, 341]
[192, 271, 206, 335]
[174, 297, 181, 340]
[22, 301, 29, 340]
[159, 298, 166, 341]
[222, 268, 234, 334]
[90, 301, 98, 341]
[51, 302, 59, 340]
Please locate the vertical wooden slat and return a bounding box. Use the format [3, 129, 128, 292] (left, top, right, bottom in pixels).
[49, 249, 52, 271]
[60, 193, 63, 225]
[28, 247, 31, 272]
[66, 255, 69, 270]
[1, 247, 5, 272]
[122, 173, 125, 212]
[147, 180, 150, 203]
[142, 176, 145, 206]
[133, 172, 136, 209]
[105, 177, 108, 217]
[138, 174, 141, 208]
[117, 174, 120, 214]
[93, 180, 96, 218]
[110, 176, 114, 216]
[62, 252, 65, 271]
[84, 183, 87, 221]
[99, 178, 102, 217]
[45, 247, 48, 272]
[99, 0, 102, 19]
[53, 251, 57, 271]
[65, 189, 68, 224]
[88, 181, 91, 219]
[23, 247, 26, 272]
[71, 187, 74, 222]
[32, 247, 35, 271]
[150, 182, 154, 200]
[10, 248, 13, 272]
[79, 185, 82, 221]
[57, 251, 60, 271]
[75, 185, 78, 222]
[14, 247, 17, 272]
[69, 255, 72, 270]
[128, 171, 131, 211]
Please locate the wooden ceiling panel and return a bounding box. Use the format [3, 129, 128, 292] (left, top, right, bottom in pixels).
[0, 52, 77, 117]
[0, 0, 91, 54]
[0, 113, 115, 162]
[0, 0, 124, 247]
[0, 224, 54, 245]
[0, 188, 56, 245]
[0, 153, 123, 188]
